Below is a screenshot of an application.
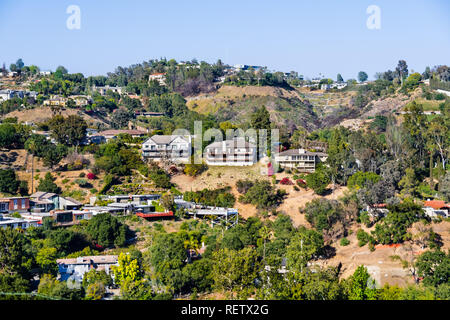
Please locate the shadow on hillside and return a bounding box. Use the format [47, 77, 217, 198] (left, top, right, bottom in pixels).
[322, 245, 336, 259]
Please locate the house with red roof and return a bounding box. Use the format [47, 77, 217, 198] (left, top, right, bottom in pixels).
[423, 200, 449, 218]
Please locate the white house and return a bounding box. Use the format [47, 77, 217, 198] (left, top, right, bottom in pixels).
[92, 85, 123, 96]
[57, 255, 119, 283]
[142, 135, 191, 162]
[0, 214, 40, 230]
[275, 149, 328, 172]
[148, 73, 166, 86]
[204, 138, 257, 166]
[423, 200, 449, 218]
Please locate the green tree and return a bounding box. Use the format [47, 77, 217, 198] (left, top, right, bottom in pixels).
[211, 247, 260, 299]
[37, 172, 61, 194]
[347, 171, 381, 190]
[0, 169, 20, 194]
[0, 228, 31, 277]
[303, 198, 343, 232]
[0, 123, 18, 149]
[305, 169, 330, 195]
[112, 252, 142, 285]
[36, 247, 58, 276]
[85, 213, 128, 247]
[286, 227, 324, 272]
[415, 249, 450, 287]
[358, 71, 368, 82]
[346, 265, 377, 300]
[48, 115, 87, 148]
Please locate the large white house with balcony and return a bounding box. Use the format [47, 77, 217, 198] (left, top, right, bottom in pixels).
[142, 135, 191, 162]
[204, 138, 257, 166]
[274, 148, 328, 172]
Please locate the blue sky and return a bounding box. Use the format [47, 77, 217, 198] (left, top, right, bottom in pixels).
[0, 0, 449, 80]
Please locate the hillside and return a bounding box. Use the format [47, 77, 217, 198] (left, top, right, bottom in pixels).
[4, 106, 108, 127]
[185, 84, 425, 132]
[186, 85, 321, 131]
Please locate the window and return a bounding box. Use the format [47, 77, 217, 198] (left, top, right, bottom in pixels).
[14, 199, 18, 210]
[21, 199, 26, 209]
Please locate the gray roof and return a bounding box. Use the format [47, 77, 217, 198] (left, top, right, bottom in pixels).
[30, 192, 58, 200]
[57, 255, 118, 265]
[146, 135, 189, 145]
[63, 197, 82, 206]
[206, 138, 256, 150]
[278, 149, 328, 157]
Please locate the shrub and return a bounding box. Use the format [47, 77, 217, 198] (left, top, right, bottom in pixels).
[75, 179, 91, 188]
[296, 179, 307, 188]
[87, 172, 96, 180]
[357, 229, 370, 247]
[236, 180, 254, 194]
[340, 238, 350, 246]
[280, 177, 293, 185]
[79, 172, 86, 178]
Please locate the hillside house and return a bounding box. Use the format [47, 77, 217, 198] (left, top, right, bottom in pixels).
[0, 197, 30, 213]
[365, 204, 389, 218]
[274, 149, 328, 172]
[92, 129, 147, 141]
[148, 73, 166, 86]
[43, 96, 67, 107]
[92, 85, 123, 96]
[70, 95, 92, 107]
[57, 255, 119, 283]
[0, 214, 40, 230]
[423, 200, 449, 218]
[30, 192, 60, 212]
[204, 138, 257, 166]
[142, 135, 191, 162]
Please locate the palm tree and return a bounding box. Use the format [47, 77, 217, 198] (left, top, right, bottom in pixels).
[184, 234, 200, 262]
[259, 226, 272, 264]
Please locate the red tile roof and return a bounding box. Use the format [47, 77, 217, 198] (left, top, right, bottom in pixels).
[424, 200, 448, 210]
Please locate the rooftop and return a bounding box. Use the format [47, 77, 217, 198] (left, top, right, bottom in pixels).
[278, 149, 328, 157]
[424, 200, 449, 210]
[145, 134, 190, 145]
[57, 255, 118, 265]
[206, 138, 256, 150]
[93, 129, 147, 137]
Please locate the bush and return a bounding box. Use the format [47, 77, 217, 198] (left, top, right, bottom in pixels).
[79, 172, 86, 178]
[236, 180, 254, 194]
[74, 179, 91, 188]
[340, 238, 350, 246]
[296, 179, 307, 188]
[303, 198, 343, 232]
[87, 172, 96, 180]
[305, 170, 330, 195]
[280, 177, 293, 185]
[357, 229, 371, 247]
[239, 180, 286, 210]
